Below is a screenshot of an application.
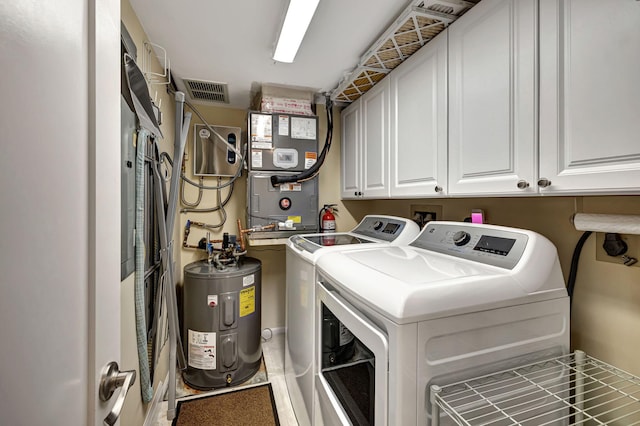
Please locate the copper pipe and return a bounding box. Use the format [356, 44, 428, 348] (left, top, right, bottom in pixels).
[237, 219, 246, 251]
[236, 219, 276, 251]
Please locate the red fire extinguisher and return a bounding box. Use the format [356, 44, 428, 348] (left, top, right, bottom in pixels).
[320, 204, 337, 246]
[320, 204, 337, 233]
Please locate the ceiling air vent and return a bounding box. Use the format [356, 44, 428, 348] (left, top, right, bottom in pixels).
[183, 79, 230, 104]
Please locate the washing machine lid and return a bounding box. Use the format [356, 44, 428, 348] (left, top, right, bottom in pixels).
[300, 234, 376, 246]
[288, 215, 420, 254]
[316, 222, 567, 324]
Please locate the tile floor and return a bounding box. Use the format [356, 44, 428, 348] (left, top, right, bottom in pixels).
[155, 332, 298, 425]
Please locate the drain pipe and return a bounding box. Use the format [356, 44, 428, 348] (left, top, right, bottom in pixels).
[135, 128, 154, 403]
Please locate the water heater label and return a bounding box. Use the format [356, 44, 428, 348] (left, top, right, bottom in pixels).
[188, 330, 217, 370]
[239, 286, 255, 317]
[243, 274, 255, 287]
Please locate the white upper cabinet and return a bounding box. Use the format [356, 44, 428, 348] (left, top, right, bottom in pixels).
[341, 98, 362, 199]
[539, 0, 640, 194]
[341, 79, 391, 199]
[341, 0, 640, 200]
[390, 30, 448, 198]
[448, 0, 538, 196]
[361, 78, 391, 198]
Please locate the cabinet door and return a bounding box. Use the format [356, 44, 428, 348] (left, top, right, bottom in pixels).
[361, 79, 390, 198]
[539, 0, 640, 194]
[341, 99, 361, 199]
[448, 0, 537, 195]
[390, 30, 448, 198]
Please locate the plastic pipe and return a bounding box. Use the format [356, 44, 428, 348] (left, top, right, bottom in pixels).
[165, 93, 191, 420]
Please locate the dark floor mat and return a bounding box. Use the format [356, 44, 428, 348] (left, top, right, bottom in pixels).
[172, 384, 280, 426]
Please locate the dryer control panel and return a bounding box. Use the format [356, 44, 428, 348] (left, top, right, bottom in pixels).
[411, 222, 530, 269]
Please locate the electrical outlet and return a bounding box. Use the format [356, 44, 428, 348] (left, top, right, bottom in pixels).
[595, 233, 639, 267]
[410, 204, 442, 228]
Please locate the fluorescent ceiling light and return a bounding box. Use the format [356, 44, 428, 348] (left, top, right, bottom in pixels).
[273, 0, 320, 63]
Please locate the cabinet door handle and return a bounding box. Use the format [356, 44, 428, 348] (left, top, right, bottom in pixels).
[517, 180, 530, 189]
[537, 178, 552, 188]
[434, 186, 443, 193]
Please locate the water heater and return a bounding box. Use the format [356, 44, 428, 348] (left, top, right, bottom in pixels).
[182, 258, 262, 389]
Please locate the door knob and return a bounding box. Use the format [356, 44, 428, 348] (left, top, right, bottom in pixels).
[99, 361, 136, 426]
[537, 178, 552, 188]
[517, 180, 530, 189]
[434, 185, 443, 193]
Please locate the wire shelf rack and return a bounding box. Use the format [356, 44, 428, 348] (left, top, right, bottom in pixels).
[332, 0, 479, 103]
[431, 351, 640, 426]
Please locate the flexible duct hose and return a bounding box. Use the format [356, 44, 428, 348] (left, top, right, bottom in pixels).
[135, 128, 154, 402]
[567, 231, 593, 308]
[270, 95, 333, 187]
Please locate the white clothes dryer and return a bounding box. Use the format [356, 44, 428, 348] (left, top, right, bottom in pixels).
[285, 215, 420, 426]
[314, 222, 570, 425]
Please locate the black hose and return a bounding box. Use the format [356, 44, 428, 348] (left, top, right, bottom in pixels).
[567, 231, 592, 308]
[270, 95, 333, 187]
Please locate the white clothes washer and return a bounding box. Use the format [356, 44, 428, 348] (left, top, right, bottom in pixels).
[314, 221, 570, 425]
[285, 215, 420, 426]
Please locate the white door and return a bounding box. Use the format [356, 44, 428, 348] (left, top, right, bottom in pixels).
[390, 30, 448, 198]
[539, 0, 640, 194]
[362, 79, 390, 198]
[0, 0, 122, 425]
[341, 99, 362, 199]
[448, 0, 538, 196]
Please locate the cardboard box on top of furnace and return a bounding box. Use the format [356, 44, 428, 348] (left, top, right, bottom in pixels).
[252, 83, 314, 116]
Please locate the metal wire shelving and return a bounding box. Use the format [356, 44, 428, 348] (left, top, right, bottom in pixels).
[431, 351, 640, 425]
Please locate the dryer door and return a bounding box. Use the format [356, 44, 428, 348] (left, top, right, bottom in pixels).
[316, 282, 389, 426]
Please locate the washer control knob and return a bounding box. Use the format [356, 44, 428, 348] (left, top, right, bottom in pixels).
[373, 221, 383, 231]
[452, 231, 471, 246]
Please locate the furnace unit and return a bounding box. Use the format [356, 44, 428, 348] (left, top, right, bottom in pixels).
[247, 111, 319, 238]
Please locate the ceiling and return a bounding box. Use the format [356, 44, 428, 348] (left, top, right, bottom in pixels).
[129, 0, 413, 110]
